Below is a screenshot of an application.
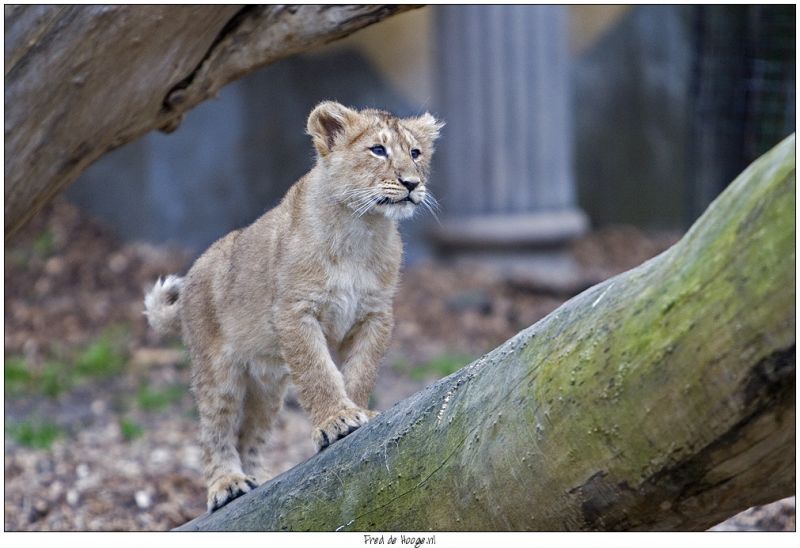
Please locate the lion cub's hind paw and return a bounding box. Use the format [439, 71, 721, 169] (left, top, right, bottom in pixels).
[313, 408, 378, 452]
[207, 474, 259, 512]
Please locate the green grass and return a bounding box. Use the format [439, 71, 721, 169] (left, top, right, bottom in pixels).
[6, 228, 57, 269]
[32, 230, 55, 256]
[5, 357, 32, 394]
[5, 329, 129, 399]
[5, 357, 71, 397]
[39, 362, 72, 397]
[6, 419, 63, 450]
[136, 383, 185, 412]
[119, 417, 145, 441]
[74, 333, 126, 378]
[394, 353, 474, 381]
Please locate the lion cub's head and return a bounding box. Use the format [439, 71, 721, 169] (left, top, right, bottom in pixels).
[307, 101, 443, 221]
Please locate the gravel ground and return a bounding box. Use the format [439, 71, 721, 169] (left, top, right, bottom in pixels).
[4, 200, 794, 531]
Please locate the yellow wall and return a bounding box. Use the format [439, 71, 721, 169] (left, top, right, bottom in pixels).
[309, 7, 434, 106]
[310, 6, 629, 106]
[569, 5, 631, 54]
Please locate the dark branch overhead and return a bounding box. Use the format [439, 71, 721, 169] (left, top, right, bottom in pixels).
[4, 4, 418, 241]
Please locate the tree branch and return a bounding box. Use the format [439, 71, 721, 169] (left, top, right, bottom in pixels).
[4, 4, 419, 241]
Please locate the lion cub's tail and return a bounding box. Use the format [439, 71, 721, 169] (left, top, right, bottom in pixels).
[144, 275, 184, 336]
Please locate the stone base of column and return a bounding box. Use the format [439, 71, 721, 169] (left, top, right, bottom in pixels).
[431, 208, 592, 295]
[432, 208, 589, 249]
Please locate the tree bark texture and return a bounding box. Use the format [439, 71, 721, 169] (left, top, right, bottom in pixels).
[4, 4, 417, 241]
[177, 134, 796, 531]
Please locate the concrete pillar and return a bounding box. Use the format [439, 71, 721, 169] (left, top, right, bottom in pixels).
[433, 5, 588, 266]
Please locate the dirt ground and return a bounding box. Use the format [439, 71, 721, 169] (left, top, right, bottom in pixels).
[4, 200, 794, 531]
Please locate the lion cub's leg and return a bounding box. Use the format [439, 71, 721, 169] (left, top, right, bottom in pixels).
[339, 310, 393, 408]
[192, 351, 257, 512]
[276, 304, 374, 452]
[237, 362, 289, 484]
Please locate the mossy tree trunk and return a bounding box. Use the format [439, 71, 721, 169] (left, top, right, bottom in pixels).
[4, 4, 417, 241]
[178, 135, 796, 531]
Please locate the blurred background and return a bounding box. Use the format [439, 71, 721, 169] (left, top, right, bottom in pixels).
[5, 5, 796, 531]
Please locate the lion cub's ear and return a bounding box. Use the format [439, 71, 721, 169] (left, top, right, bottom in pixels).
[307, 101, 359, 156]
[407, 112, 444, 145]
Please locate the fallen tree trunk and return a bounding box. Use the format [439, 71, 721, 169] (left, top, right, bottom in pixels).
[178, 134, 796, 531]
[4, 4, 416, 241]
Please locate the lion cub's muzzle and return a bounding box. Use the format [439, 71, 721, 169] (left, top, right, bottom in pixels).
[399, 178, 423, 204]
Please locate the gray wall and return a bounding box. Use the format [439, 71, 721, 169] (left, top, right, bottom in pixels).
[68, 50, 421, 257]
[572, 6, 694, 229]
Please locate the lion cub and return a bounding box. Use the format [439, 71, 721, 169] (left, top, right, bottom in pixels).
[144, 101, 442, 511]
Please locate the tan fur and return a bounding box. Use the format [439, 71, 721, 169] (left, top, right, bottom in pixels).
[144, 101, 442, 512]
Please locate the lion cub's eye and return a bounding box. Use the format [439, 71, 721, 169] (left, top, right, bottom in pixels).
[410, 148, 421, 160]
[369, 145, 387, 157]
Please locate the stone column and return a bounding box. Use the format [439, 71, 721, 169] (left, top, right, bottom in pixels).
[433, 6, 588, 287]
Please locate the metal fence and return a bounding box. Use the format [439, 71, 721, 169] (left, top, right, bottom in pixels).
[688, 4, 795, 220]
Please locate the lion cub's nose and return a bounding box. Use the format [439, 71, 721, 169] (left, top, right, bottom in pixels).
[400, 178, 420, 192]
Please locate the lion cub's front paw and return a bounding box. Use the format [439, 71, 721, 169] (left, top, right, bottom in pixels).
[313, 407, 378, 452]
[207, 473, 259, 512]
